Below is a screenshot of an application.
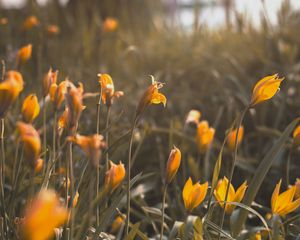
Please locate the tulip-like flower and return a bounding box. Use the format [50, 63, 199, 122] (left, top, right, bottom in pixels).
[250, 74, 284, 107]
[214, 176, 247, 214]
[22, 189, 68, 240]
[22, 15, 39, 30]
[17, 122, 41, 168]
[0, 71, 24, 118]
[98, 74, 124, 107]
[34, 158, 44, 173]
[47, 24, 60, 35]
[105, 161, 126, 193]
[42, 68, 58, 97]
[22, 94, 40, 123]
[49, 80, 75, 110]
[16, 44, 32, 65]
[271, 179, 300, 216]
[185, 110, 201, 125]
[103, 17, 118, 32]
[111, 215, 125, 233]
[136, 77, 167, 118]
[295, 179, 300, 199]
[227, 126, 244, 152]
[182, 177, 208, 212]
[69, 134, 106, 167]
[165, 146, 181, 184]
[196, 121, 215, 153]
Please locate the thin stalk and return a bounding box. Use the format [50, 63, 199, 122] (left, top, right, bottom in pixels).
[29, 168, 35, 201]
[96, 89, 102, 134]
[218, 106, 249, 240]
[285, 148, 293, 187]
[160, 184, 167, 240]
[105, 106, 111, 171]
[52, 111, 57, 182]
[0, 118, 7, 236]
[96, 90, 102, 227]
[42, 97, 47, 174]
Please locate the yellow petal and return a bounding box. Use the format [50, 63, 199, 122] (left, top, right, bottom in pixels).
[182, 177, 193, 210]
[271, 179, 281, 214]
[150, 92, 166, 106]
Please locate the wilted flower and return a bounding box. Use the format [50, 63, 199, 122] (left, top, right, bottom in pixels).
[185, 110, 201, 125]
[22, 189, 68, 240]
[98, 74, 123, 107]
[271, 179, 300, 216]
[22, 94, 40, 123]
[295, 179, 300, 199]
[105, 161, 126, 193]
[227, 126, 244, 152]
[182, 177, 208, 212]
[43, 68, 58, 97]
[16, 44, 32, 65]
[0, 71, 24, 118]
[22, 15, 39, 30]
[165, 146, 181, 184]
[250, 74, 284, 107]
[214, 176, 247, 214]
[17, 122, 41, 168]
[196, 121, 215, 153]
[47, 24, 60, 35]
[103, 17, 118, 32]
[34, 158, 44, 173]
[69, 134, 106, 167]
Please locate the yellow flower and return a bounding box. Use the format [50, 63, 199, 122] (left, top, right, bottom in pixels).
[22, 94, 40, 123]
[98, 74, 123, 107]
[250, 74, 284, 107]
[136, 78, 166, 117]
[17, 122, 41, 168]
[16, 44, 32, 65]
[185, 109, 201, 125]
[111, 215, 125, 233]
[214, 176, 247, 214]
[182, 177, 208, 212]
[0, 71, 24, 117]
[227, 126, 244, 152]
[196, 121, 215, 153]
[165, 146, 181, 184]
[105, 161, 126, 193]
[103, 17, 118, 32]
[47, 24, 60, 35]
[22, 189, 68, 240]
[271, 179, 300, 216]
[42, 68, 58, 97]
[295, 178, 300, 199]
[22, 15, 39, 30]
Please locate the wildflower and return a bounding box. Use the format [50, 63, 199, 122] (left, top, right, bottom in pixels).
[49, 80, 75, 110]
[58, 108, 69, 133]
[16, 44, 32, 65]
[98, 74, 123, 107]
[34, 158, 44, 173]
[72, 191, 79, 207]
[196, 121, 215, 153]
[22, 94, 40, 123]
[214, 176, 247, 214]
[111, 215, 125, 233]
[227, 126, 244, 152]
[22, 15, 39, 30]
[22, 189, 68, 240]
[295, 179, 300, 199]
[182, 177, 208, 212]
[136, 77, 166, 117]
[0, 18, 8, 25]
[103, 17, 118, 32]
[42, 68, 58, 97]
[0, 71, 24, 118]
[271, 179, 300, 216]
[69, 134, 106, 167]
[165, 146, 181, 184]
[250, 74, 284, 107]
[105, 161, 126, 193]
[47, 24, 60, 35]
[185, 110, 201, 125]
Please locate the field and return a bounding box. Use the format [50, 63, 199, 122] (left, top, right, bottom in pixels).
[0, 0, 300, 239]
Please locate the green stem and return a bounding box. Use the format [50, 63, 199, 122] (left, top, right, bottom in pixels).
[42, 97, 47, 175]
[105, 106, 111, 171]
[0, 118, 7, 236]
[96, 91, 102, 227]
[160, 184, 167, 240]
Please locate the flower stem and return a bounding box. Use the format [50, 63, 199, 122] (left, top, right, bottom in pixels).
[160, 184, 167, 240]
[96, 91, 102, 227]
[0, 118, 7, 236]
[105, 106, 111, 171]
[42, 97, 47, 175]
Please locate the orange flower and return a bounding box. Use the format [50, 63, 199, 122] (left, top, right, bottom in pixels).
[98, 74, 123, 107]
[22, 189, 68, 240]
[196, 121, 215, 153]
[69, 134, 106, 167]
[34, 158, 44, 173]
[185, 110, 201, 125]
[17, 122, 41, 168]
[72, 191, 79, 208]
[250, 74, 284, 107]
[22, 94, 40, 123]
[50, 80, 75, 110]
[16, 44, 32, 65]
[0, 71, 24, 117]
[214, 177, 247, 214]
[295, 179, 300, 199]
[182, 177, 208, 212]
[43, 68, 58, 97]
[105, 161, 126, 193]
[111, 215, 125, 233]
[47, 24, 60, 35]
[227, 126, 244, 152]
[103, 17, 118, 32]
[165, 146, 181, 184]
[22, 15, 39, 30]
[271, 179, 300, 216]
[136, 78, 166, 117]
[58, 108, 69, 133]
[0, 18, 8, 25]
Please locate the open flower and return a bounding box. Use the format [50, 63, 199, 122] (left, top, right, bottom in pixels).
[43, 68, 58, 97]
[69, 134, 106, 167]
[22, 15, 39, 30]
[22, 189, 68, 240]
[182, 177, 208, 212]
[136, 77, 166, 117]
[0, 71, 24, 118]
[17, 122, 41, 168]
[185, 110, 201, 125]
[165, 146, 181, 184]
[105, 161, 126, 193]
[103, 17, 118, 32]
[98, 74, 123, 107]
[196, 121, 215, 153]
[227, 126, 244, 152]
[22, 94, 40, 123]
[214, 176, 247, 214]
[271, 179, 300, 216]
[250, 74, 284, 107]
[16, 44, 32, 65]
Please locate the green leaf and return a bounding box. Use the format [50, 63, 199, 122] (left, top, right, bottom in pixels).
[168, 221, 184, 240]
[193, 217, 203, 240]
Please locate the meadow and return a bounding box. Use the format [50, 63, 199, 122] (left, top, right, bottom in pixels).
[0, 0, 300, 239]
